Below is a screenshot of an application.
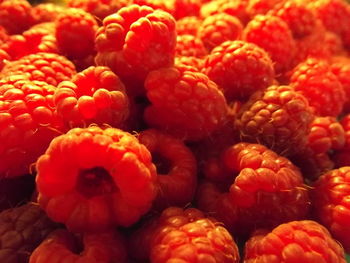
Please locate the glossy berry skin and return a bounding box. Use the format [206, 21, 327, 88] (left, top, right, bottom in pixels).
[144, 65, 228, 141]
[197, 143, 310, 237]
[55, 8, 98, 60]
[138, 129, 197, 210]
[1, 52, 76, 87]
[95, 4, 177, 92]
[203, 40, 275, 102]
[30, 229, 127, 263]
[312, 167, 350, 252]
[36, 126, 157, 233]
[243, 14, 296, 74]
[0, 76, 64, 178]
[331, 57, 350, 113]
[234, 85, 314, 156]
[54, 66, 129, 130]
[198, 13, 243, 51]
[0, 203, 58, 263]
[289, 57, 345, 117]
[244, 220, 346, 263]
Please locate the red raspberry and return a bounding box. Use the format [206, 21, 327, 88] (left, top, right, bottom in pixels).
[132, 0, 174, 15]
[312, 167, 350, 253]
[1, 52, 76, 86]
[55, 8, 98, 60]
[203, 40, 275, 102]
[174, 55, 204, 72]
[95, 4, 177, 93]
[32, 3, 66, 24]
[324, 31, 347, 56]
[0, 0, 35, 35]
[0, 203, 58, 263]
[246, 0, 284, 18]
[144, 65, 228, 141]
[54, 66, 129, 130]
[200, 0, 249, 25]
[244, 220, 346, 262]
[196, 143, 310, 237]
[234, 85, 314, 156]
[243, 14, 296, 74]
[0, 26, 9, 45]
[151, 217, 240, 263]
[0, 48, 10, 71]
[173, 0, 201, 19]
[289, 57, 345, 117]
[30, 229, 127, 263]
[176, 16, 202, 36]
[175, 34, 207, 58]
[138, 129, 197, 209]
[0, 23, 58, 61]
[198, 13, 243, 52]
[0, 76, 64, 178]
[267, 0, 317, 39]
[66, 0, 131, 21]
[331, 56, 350, 113]
[36, 126, 157, 232]
[128, 207, 206, 261]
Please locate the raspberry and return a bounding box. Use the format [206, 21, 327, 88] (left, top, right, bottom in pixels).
[0, 23, 58, 61]
[243, 14, 296, 74]
[234, 85, 314, 156]
[0, 26, 9, 45]
[54, 66, 129, 130]
[36, 126, 157, 232]
[175, 34, 207, 58]
[128, 207, 206, 261]
[32, 3, 66, 24]
[312, 167, 350, 252]
[150, 217, 240, 263]
[289, 57, 345, 117]
[30, 229, 127, 263]
[0, 48, 10, 71]
[174, 55, 204, 72]
[200, 0, 249, 25]
[244, 220, 346, 262]
[203, 40, 275, 102]
[0, 203, 58, 263]
[0, 76, 64, 178]
[95, 4, 177, 93]
[176, 16, 202, 36]
[66, 0, 131, 21]
[55, 8, 98, 60]
[1, 52, 76, 87]
[196, 143, 310, 237]
[138, 129, 197, 209]
[331, 56, 350, 113]
[198, 13, 243, 52]
[0, 0, 35, 35]
[132, 0, 174, 15]
[246, 0, 284, 18]
[267, 0, 317, 39]
[144, 65, 228, 141]
[173, 0, 201, 20]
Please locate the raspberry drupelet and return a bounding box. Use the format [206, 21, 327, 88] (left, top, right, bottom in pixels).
[203, 40, 275, 102]
[138, 129, 197, 210]
[144, 65, 228, 141]
[246, 0, 284, 18]
[0, 203, 58, 263]
[289, 57, 345, 117]
[35, 126, 158, 233]
[32, 3, 67, 24]
[173, 0, 201, 19]
[0, 76, 64, 178]
[55, 8, 98, 60]
[54, 66, 129, 130]
[331, 56, 350, 113]
[0, 52, 76, 87]
[95, 4, 177, 93]
[243, 14, 296, 74]
[234, 85, 314, 156]
[196, 143, 311, 237]
[29, 229, 128, 263]
[175, 34, 207, 58]
[198, 13, 243, 52]
[244, 220, 347, 262]
[176, 16, 202, 36]
[312, 167, 350, 253]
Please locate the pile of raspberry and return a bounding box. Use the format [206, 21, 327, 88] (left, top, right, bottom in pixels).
[1, 0, 350, 262]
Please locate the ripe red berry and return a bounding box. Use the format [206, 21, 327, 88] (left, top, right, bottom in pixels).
[175, 34, 207, 58]
[176, 16, 202, 36]
[36, 126, 157, 232]
[331, 56, 350, 113]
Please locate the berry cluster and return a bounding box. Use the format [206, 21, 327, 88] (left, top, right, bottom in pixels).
[1, 0, 350, 262]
